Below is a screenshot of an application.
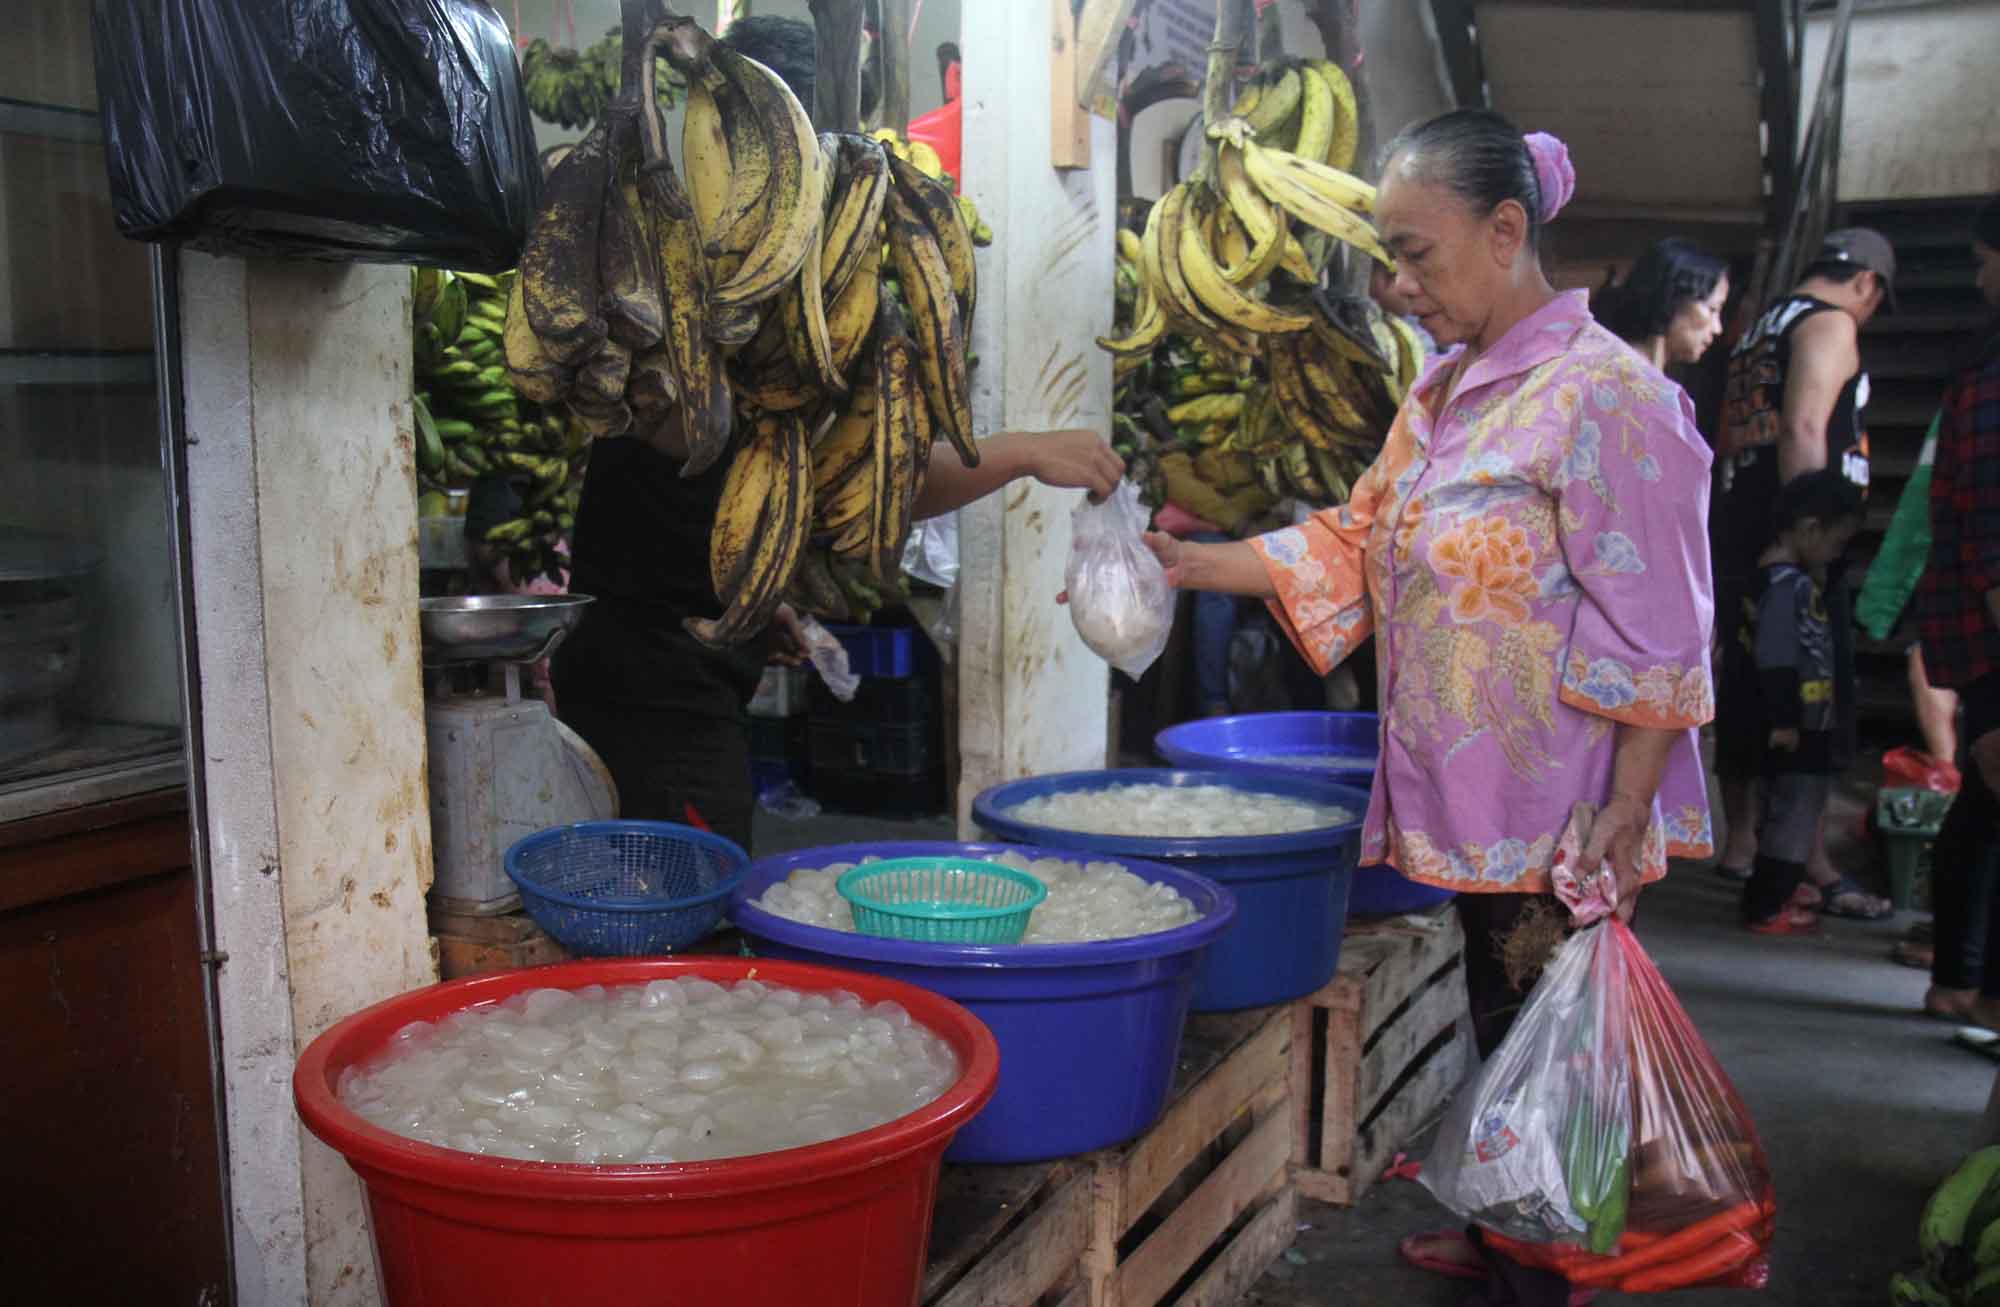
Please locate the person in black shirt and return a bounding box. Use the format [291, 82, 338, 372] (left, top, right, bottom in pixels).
[553, 17, 1125, 853]
[1732, 470, 1866, 932]
[1711, 228, 1894, 917]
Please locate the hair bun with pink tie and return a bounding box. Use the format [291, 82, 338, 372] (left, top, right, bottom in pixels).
[1524, 131, 1575, 223]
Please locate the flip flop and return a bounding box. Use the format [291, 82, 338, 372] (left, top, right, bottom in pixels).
[1398, 1230, 1483, 1282]
[1715, 863, 1753, 883]
[1819, 875, 1894, 920]
[1956, 1027, 2000, 1059]
[1747, 906, 1820, 936]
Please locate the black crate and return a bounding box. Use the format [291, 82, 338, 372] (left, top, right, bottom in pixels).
[808, 718, 930, 775]
[808, 670, 932, 726]
[809, 761, 943, 816]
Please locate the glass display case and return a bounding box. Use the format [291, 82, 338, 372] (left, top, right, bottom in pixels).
[0, 4, 185, 823]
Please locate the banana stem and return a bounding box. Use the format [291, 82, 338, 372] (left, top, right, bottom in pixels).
[1199, 0, 1248, 187]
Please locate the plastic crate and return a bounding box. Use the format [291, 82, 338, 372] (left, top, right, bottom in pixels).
[809, 718, 930, 775]
[825, 623, 919, 678]
[809, 669, 932, 725]
[810, 762, 943, 816]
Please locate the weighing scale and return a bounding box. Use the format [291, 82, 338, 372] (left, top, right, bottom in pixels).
[420, 593, 618, 913]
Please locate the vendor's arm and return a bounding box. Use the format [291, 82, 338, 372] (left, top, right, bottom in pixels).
[1777, 311, 1860, 482]
[912, 429, 1124, 520]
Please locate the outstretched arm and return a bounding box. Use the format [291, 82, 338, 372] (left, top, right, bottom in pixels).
[913, 429, 1125, 520]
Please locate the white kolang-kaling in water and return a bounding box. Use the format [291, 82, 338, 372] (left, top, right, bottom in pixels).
[1007, 783, 1352, 838]
[1237, 753, 1377, 771]
[338, 978, 959, 1165]
[756, 849, 1201, 943]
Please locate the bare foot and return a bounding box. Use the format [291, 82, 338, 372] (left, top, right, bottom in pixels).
[1928, 986, 1980, 1021]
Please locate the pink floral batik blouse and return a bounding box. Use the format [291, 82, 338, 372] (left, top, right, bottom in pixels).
[1251, 290, 1715, 895]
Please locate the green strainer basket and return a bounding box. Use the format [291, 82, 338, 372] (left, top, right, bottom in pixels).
[836, 857, 1048, 944]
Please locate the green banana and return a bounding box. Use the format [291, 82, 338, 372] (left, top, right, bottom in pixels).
[1923, 1147, 2000, 1285]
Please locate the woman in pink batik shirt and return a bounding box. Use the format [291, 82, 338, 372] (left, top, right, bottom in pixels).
[1144, 111, 1715, 1306]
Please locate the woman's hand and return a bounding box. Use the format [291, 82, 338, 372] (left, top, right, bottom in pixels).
[1580, 794, 1652, 922]
[1142, 530, 1188, 587]
[1026, 429, 1125, 502]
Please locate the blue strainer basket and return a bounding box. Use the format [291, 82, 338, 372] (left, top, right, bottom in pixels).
[837, 857, 1047, 944]
[504, 820, 746, 957]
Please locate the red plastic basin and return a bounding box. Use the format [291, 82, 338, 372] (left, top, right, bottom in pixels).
[294, 957, 1000, 1307]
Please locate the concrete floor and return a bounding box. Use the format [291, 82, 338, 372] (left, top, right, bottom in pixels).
[750, 801, 1993, 1306]
[1250, 868, 1992, 1307]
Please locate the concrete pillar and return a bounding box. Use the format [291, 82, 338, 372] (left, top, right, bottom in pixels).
[955, 1, 1120, 830]
[180, 254, 437, 1307]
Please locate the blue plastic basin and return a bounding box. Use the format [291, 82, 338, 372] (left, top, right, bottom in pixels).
[735, 841, 1237, 1163]
[1153, 714, 1454, 917]
[973, 769, 1365, 1012]
[1154, 711, 1381, 789]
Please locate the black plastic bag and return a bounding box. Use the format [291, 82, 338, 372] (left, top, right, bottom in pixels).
[93, 0, 540, 270]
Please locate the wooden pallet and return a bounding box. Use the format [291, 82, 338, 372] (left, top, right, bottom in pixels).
[428, 904, 567, 979]
[1291, 906, 1470, 1207]
[922, 1007, 1296, 1307]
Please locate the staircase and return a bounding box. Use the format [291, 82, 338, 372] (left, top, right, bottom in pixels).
[1845, 197, 1990, 725]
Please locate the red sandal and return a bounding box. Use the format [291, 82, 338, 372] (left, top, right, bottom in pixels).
[1746, 905, 1820, 936]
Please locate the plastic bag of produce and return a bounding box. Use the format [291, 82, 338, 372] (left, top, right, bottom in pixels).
[1423, 918, 1775, 1293]
[1065, 481, 1174, 679]
[92, 0, 539, 269]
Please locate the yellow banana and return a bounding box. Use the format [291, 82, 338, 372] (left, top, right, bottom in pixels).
[711, 48, 828, 309]
[1116, 227, 1144, 267]
[1307, 59, 1360, 171]
[820, 133, 891, 301]
[888, 150, 977, 322]
[1215, 144, 1289, 285]
[823, 235, 882, 379]
[503, 274, 572, 406]
[682, 58, 771, 258]
[637, 93, 733, 476]
[602, 164, 666, 352]
[884, 188, 977, 468]
[1177, 209, 1312, 334]
[1241, 140, 1390, 266]
[688, 409, 812, 647]
[519, 117, 612, 365]
[1292, 60, 1336, 172]
[782, 218, 845, 393]
[1240, 68, 1301, 137]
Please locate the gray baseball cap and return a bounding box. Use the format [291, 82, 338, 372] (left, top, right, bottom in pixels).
[1815, 227, 1898, 309]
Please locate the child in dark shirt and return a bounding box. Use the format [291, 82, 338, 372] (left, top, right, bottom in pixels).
[1738, 469, 1867, 932]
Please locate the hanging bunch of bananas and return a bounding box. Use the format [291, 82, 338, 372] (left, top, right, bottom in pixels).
[870, 128, 994, 247]
[412, 267, 586, 581]
[507, 16, 986, 647]
[1097, 57, 1385, 365]
[521, 30, 683, 130]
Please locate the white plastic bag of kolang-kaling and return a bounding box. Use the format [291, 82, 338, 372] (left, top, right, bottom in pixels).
[1065, 480, 1174, 679]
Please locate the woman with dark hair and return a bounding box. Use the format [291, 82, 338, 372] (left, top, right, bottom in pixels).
[1593, 237, 1731, 371]
[1916, 195, 2000, 1024]
[1138, 108, 1716, 1304]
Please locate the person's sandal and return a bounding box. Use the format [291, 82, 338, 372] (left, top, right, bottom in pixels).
[1747, 905, 1819, 935]
[1818, 875, 1894, 920]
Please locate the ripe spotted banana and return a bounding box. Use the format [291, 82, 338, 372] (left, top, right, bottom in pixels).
[887, 150, 977, 323]
[820, 133, 891, 302]
[689, 408, 811, 646]
[885, 188, 978, 468]
[709, 47, 827, 309]
[520, 116, 614, 365]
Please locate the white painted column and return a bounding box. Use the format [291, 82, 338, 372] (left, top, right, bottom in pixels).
[181, 253, 438, 1307]
[956, 0, 1119, 830]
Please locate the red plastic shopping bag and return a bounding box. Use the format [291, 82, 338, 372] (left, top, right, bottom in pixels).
[1884, 745, 1961, 795]
[1422, 918, 1776, 1293]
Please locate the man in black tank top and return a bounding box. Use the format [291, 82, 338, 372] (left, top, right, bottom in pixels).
[1712, 228, 1896, 882]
